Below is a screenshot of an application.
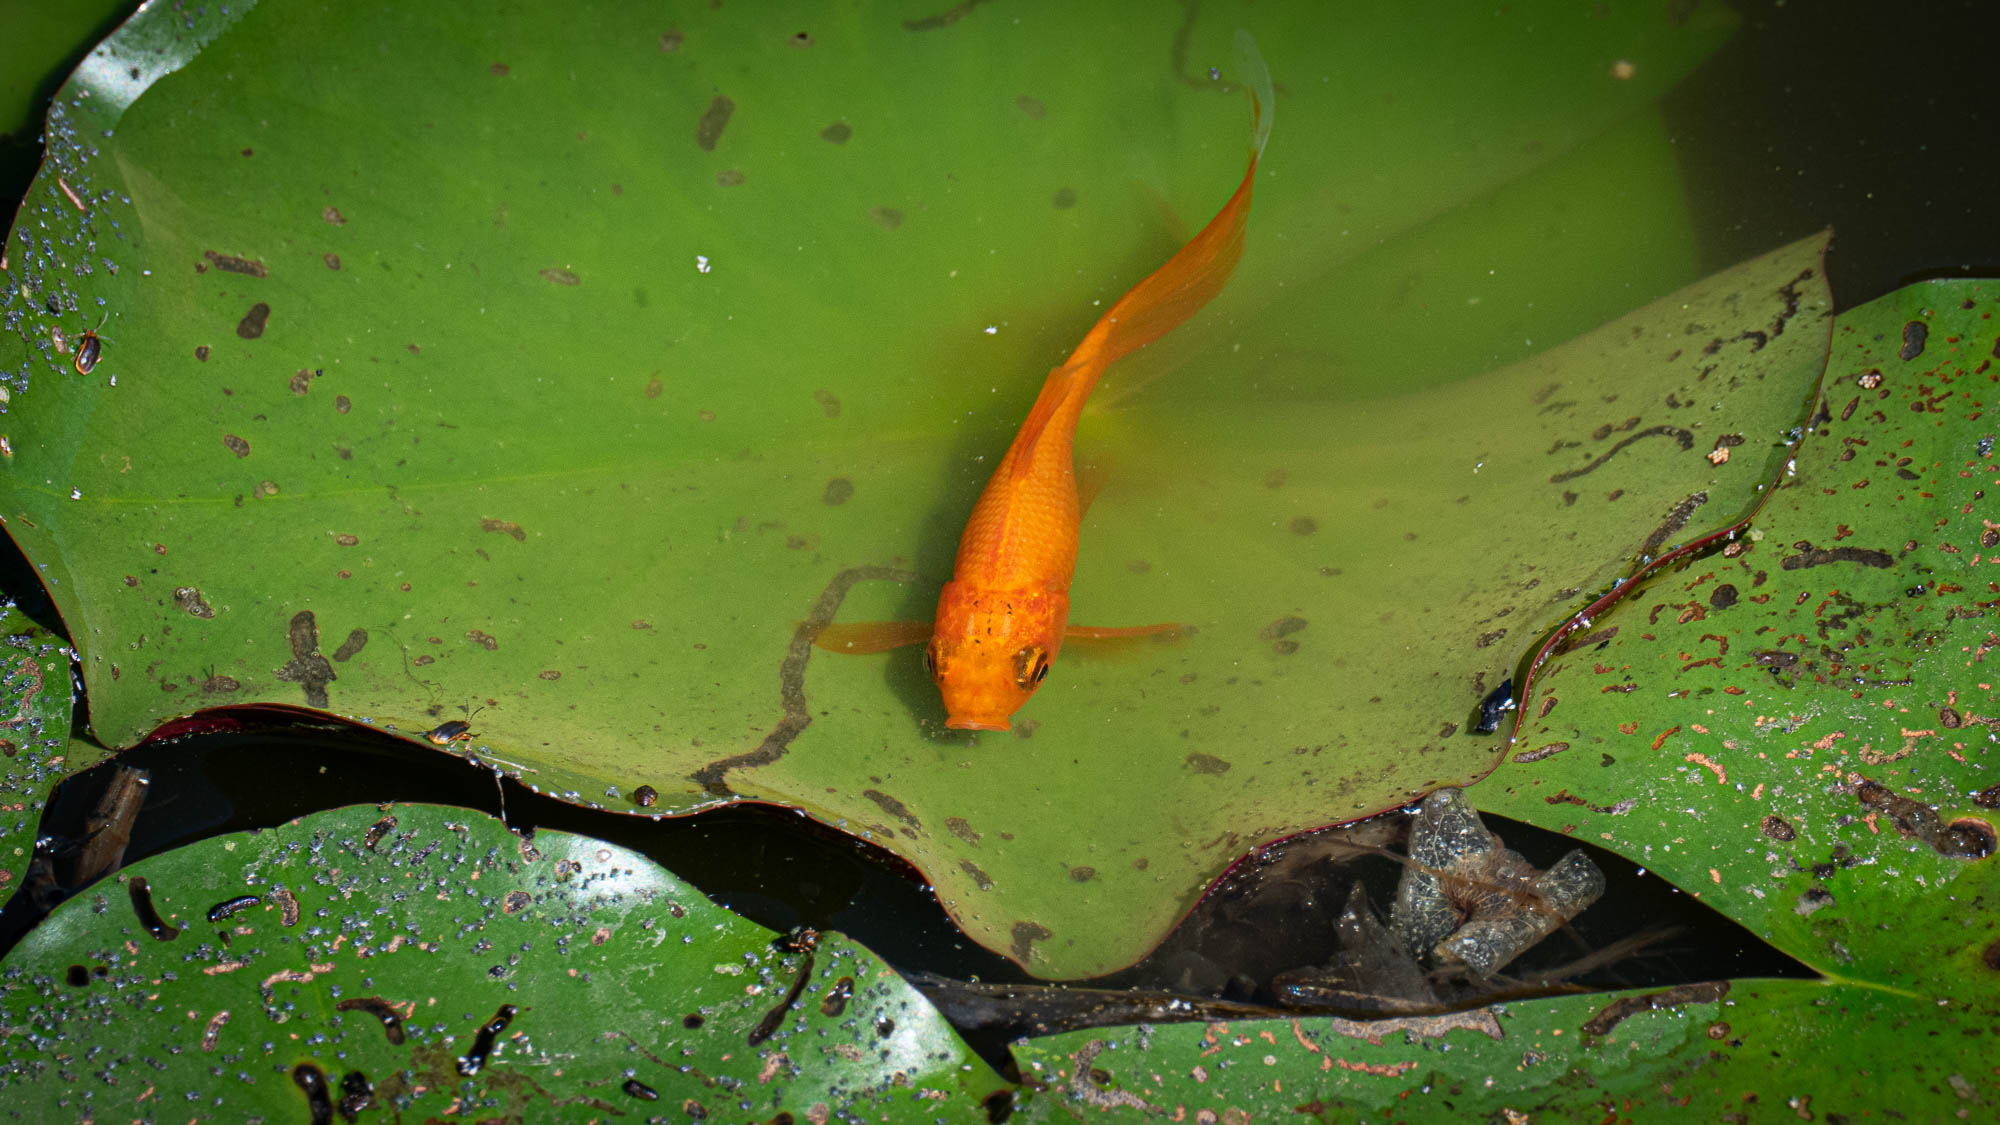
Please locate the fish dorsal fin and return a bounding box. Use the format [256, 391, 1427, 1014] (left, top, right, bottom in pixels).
[1010, 31, 1273, 481]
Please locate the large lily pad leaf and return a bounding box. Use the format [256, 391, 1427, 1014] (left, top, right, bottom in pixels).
[1479, 279, 2000, 981]
[0, 802, 1009, 1119]
[0, 602, 82, 915]
[0, 0, 1761, 977]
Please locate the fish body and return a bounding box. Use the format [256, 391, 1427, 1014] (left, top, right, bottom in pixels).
[928, 34, 1274, 730]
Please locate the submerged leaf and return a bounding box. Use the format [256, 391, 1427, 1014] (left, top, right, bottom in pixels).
[0, 0, 1756, 976]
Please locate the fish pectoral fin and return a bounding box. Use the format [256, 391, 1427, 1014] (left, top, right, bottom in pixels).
[1062, 621, 1195, 653]
[812, 619, 933, 654]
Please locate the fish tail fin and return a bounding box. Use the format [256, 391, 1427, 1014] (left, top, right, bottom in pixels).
[1010, 35, 1273, 481]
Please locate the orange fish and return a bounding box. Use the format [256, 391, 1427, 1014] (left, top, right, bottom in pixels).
[821, 33, 1274, 730]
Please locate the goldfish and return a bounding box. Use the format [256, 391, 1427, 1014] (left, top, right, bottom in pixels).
[821, 32, 1274, 730]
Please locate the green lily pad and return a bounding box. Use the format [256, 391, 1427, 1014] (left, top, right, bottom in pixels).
[1006, 974, 1999, 1120]
[0, 0, 1761, 977]
[0, 802, 1009, 1118]
[1478, 278, 2000, 977]
[0, 602, 84, 915]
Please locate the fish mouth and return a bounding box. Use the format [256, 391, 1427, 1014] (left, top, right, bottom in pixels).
[945, 716, 1010, 732]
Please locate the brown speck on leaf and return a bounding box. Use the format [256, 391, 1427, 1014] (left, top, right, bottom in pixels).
[289, 369, 312, 394]
[716, 169, 745, 187]
[645, 375, 663, 399]
[235, 302, 271, 339]
[538, 670, 562, 681]
[539, 267, 581, 286]
[1015, 94, 1046, 119]
[1760, 814, 1796, 842]
[695, 95, 734, 151]
[946, 817, 980, 845]
[631, 619, 653, 629]
[1289, 516, 1317, 535]
[335, 394, 351, 414]
[659, 27, 683, 51]
[813, 388, 842, 417]
[466, 630, 499, 651]
[481, 518, 527, 541]
[153, 543, 168, 555]
[820, 122, 851, 144]
[322, 206, 346, 226]
[871, 206, 904, 229]
[1068, 866, 1096, 883]
[1184, 752, 1231, 774]
[501, 891, 531, 914]
[194, 345, 210, 361]
[1271, 639, 1299, 655]
[698, 409, 716, 421]
[323, 252, 341, 270]
[222, 434, 250, 458]
[333, 533, 359, 547]
[490, 62, 510, 76]
[123, 575, 139, 587]
[823, 478, 854, 506]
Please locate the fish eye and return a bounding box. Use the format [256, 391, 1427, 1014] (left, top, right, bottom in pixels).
[922, 643, 940, 681]
[1012, 647, 1050, 690]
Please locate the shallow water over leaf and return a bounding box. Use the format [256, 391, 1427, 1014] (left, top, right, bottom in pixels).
[0, 0, 1772, 975]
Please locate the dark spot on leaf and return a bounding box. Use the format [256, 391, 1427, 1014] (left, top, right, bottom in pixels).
[1271, 639, 1298, 655]
[1475, 629, 1507, 648]
[292, 1063, 333, 1124]
[983, 1090, 1016, 1124]
[235, 302, 270, 339]
[1899, 320, 1927, 360]
[813, 388, 842, 417]
[821, 122, 851, 144]
[1052, 187, 1076, 209]
[1068, 866, 1096, 882]
[65, 965, 89, 988]
[363, 815, 397, 850]
[716, 168, 745, 187]
[871, 206, 904, 229]
[465, 629, 498, 651]
[538, 669, 561, 681]
[659, 27, 683, 52]
[1780, 545, 1893, 570]
[1709, 584, 1739, 609]
[959, 859, 993, 890]
[489, 62, 510, 76]
[644, 375, 663, 399]
[696, 96, 734, 151]
[1760, 814, 1796, 842]
[203, 250, 267, 277]
[820, 976, 854, 1016]
[1259, 615, 1308, 640]
[823, 477, 854, 505]
[194, 345, 210, 361]
[1289, 516, 1317, 535]
[946, 816, 980, 845]
[500, 890, 531, 914]
[126, 875, 179, 940]
[455, 1004, 516, 1076]
[330, 628, 367, 662]
[1184, 752, 1231, 774]
[623, 1079, 658, 1101]
[335, 394, 351, 414]
[1581, 981, 1728, 1037]
[539, 267, 580, 286]
[1512, 741, 1569, 763]
[323, 252, 341, 270]
[222, 433, 250, 458]
[271, 887, 300, 925]
[273, 611, 335, 707]
[682, 1012, 705, 1028]
[1014, 93, 1044, 118]
[481, 518, 526, 541]
[861, 788, 920, 830]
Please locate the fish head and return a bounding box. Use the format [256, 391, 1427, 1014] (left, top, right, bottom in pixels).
[929, 582, 1068, 731]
